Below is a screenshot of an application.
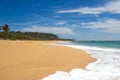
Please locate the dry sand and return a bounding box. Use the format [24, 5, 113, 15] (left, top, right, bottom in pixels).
[0, 40, 96, 80]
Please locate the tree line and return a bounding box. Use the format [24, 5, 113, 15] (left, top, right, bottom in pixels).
[0, 24, 59, 40]
[0, 24, 74, 41]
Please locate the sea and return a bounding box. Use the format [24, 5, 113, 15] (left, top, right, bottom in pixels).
[41, 41, 120, 80]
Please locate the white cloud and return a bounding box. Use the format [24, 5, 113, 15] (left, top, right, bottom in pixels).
[59, 7, 105, 15]
[81, 19, 120, 33]
[22, 26, 75, 35]
[58, 0, 120, 15]
[56, 21, 67, 25]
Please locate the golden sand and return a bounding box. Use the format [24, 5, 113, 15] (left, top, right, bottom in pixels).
[0, 40, 96, 80]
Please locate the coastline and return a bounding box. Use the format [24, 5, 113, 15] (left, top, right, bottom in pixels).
[0, 40, 96, 80]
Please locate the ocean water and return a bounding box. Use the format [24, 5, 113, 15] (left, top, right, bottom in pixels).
[73, 41, 120, 49]
[41, 41, 120, 80]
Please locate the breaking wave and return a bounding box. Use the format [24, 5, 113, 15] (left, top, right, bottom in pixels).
[41, 41, 120, 80]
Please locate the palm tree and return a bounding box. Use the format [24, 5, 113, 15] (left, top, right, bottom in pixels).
[3, 24, 10, 33]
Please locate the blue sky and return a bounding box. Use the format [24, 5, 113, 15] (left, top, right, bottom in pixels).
[0, 0, 120, 40]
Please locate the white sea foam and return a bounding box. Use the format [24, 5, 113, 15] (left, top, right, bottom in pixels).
[41, 42, 120, 80]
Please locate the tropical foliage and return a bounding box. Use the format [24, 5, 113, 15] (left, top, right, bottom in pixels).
[0, 24, 10, 33]
[0, 24, 74, 41]
[0, 24, 58, 40]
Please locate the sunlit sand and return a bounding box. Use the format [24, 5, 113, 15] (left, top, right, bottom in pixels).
[0, 40, 95, 80]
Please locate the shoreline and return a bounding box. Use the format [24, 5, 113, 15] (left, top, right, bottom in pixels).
[44, 41, 120, 80]
[0, 40, 96, 80]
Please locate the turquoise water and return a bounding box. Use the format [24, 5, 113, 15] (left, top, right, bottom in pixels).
[72, 41, 120, 49]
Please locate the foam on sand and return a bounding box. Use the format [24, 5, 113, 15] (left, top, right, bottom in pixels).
[41, 42, 120, 80]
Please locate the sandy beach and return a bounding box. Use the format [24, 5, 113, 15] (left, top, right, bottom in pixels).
[0, 40, 96, 80]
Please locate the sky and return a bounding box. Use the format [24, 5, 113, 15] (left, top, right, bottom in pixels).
[0, 0, 120, 40]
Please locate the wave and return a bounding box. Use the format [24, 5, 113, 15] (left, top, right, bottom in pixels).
[41, 42, 120, 80]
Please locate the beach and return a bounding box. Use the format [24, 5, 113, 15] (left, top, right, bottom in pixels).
[0, 40, 96, 80]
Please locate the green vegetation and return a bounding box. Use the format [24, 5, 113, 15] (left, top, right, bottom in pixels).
[0, 31, 59, 40]
[0, 24, 74, 41]
[0, 24, 10, 33]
